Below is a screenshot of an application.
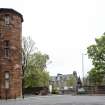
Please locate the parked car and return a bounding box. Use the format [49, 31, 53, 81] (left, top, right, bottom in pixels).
[78, 88, 86, 94]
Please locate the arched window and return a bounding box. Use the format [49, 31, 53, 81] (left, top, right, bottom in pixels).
[4, 71, 10, 89]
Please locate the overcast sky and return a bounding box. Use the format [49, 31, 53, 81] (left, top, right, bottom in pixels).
[1, 0, 105, 77]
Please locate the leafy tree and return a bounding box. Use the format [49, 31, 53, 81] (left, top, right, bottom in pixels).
[22, 36, 37, 97]
[22, 36, 37, 76]
[22, 36, 50, 88]
[30, 52, 49, 71]
[24, 52, 50, 88]
[87, 33, 105, 85]
[88, 68, 103, 85]
[67, 74, 76, 87]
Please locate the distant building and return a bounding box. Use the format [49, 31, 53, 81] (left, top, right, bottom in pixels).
[0, 8, 23, 99]
[50, 73, 72, 92]
[50, 73, 82, 94]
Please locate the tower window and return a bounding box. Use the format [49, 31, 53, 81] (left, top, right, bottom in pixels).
[4, 71, 10, 89]
[0, 33, 2, 38]
[5, 15, 10, 25]
[4, 40, 9, 48]
[4, 40, 10, 58]
[4, 71, 10, 80]
[4, 48, 10, 58]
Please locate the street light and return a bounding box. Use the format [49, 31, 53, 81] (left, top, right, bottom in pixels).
[82, 53, 87, 86]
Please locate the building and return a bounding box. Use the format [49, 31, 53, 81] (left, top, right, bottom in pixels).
[50, 74, 72, 93]
[50, 73, 82, 94]
[0, 8, 23, 99]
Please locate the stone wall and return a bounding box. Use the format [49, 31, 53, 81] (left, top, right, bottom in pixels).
[0, 8, 23, 99]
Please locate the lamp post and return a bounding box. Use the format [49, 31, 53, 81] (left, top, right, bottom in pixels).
[82, 53, 84, 85]
[82, 53, 87, 86]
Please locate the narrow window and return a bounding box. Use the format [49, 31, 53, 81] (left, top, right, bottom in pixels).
[5, 15, 10, 25]
[0, 33, 2, 38]
[4, 40, 9, 47]
[4, 71, 10, 89]
[5, 71, 10, 80]
[4, 48, 10, 58]
[4, 40, 10, 58]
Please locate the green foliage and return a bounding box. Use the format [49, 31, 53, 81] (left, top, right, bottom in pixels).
[22, 36, 50, 88]
[22, 36, 36, 73]
[52, 88, 59, 94]
[88, 68, 103, 85]
[66, 74, 76, 87]
[29, 52, 49, 70]
[87, 33, 105, 85]
[24, 52, 50, 88]
[24, 68, 49, 87]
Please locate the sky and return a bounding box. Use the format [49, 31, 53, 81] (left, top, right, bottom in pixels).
[0, 0, 105, 77]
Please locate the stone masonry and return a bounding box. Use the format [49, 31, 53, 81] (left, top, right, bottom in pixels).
[0, 8, 23, 99]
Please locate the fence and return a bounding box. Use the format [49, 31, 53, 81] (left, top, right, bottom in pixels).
[24, 87, 49, 95]
[83, 85, 105, 94]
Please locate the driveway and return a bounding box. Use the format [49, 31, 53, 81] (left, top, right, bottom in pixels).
[0, 95, 105, 105]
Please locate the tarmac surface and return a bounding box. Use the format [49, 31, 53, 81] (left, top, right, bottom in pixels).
[0, 95, 105, 105]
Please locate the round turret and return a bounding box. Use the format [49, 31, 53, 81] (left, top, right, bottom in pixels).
[0, 8, 23, 99]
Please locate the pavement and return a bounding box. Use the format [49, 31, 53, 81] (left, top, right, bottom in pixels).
[0, 95, 105, 105]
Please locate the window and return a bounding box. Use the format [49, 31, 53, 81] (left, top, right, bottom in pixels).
[4, 40, 10, 58]
[0, 33, 2, 38]
[4, 71, 10, 89]
[5, 71, 10, 80]
[4, 40, 9, 47]
[4, 48, 10, 58]
[5, 15, 10, 25]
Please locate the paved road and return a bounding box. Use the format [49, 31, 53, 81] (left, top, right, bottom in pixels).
[0, 95, 105, 105]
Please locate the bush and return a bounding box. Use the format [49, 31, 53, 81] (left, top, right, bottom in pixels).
[52, 89, 59, 94]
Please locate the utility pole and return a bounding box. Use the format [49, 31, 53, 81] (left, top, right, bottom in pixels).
[82, 53, 85, 86]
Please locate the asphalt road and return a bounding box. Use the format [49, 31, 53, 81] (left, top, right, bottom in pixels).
[0, 95, 105, 105]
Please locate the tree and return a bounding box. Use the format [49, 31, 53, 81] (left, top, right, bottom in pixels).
[22, 36, 36, 98]
[87, 33, 105, 85]
[66, 74, 76, 87]
[22, 36, 37, 76]
[24, 52, 50, 88]
[22, 36, 50, 97]
[87, 68, 103, 85]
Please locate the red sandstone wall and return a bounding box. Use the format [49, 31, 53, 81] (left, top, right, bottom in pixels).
[0, 10, 23, 99]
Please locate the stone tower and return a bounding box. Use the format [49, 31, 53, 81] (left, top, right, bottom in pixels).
[0, 8, 23, 99]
